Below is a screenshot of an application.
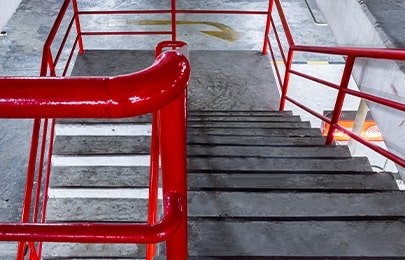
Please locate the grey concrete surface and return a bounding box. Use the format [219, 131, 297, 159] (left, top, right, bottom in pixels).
[188, 157, 372, 172]
[188, 191, 405, 217]
[188, 220, 405, 256]
[363, 0, 405, 48]
[72, 49, 280, 110]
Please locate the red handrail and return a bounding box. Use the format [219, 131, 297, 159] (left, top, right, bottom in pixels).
[2, 45, 190, 260]
[265, 0, 405, 168]
[0, 193, 183, 243]
[293, 44, 405, 60]
[0, 51, 190, 118]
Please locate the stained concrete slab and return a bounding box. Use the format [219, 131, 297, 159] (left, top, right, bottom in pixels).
[72, 50, 280, 110]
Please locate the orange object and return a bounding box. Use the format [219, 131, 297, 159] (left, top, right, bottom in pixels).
[321, 111, 383, 141]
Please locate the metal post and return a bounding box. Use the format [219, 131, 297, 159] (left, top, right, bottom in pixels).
[326, 56, 356, 145]
[262, 0, 275, 55]
[279, 49, 294, 111]
[171, 0, 177, 41]
[16, 119, 41, 260]
[146, 112, 160, 260]
[72, 0, 85, 54]
[159, 92, 187, 259]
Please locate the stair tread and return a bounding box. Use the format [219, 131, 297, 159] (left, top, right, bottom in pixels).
[50, 166, 150, 187]
[188, 122, 311, 128]
[188, 135, 326, 146]
[53, 136, 350, 157]
[188, 110, 292, 116]
[188, 128, 322, 137]
[188, 145, 352, 158]
[50, 166, 397, 190]
[188, 157, 372, 172]
[187, 115, 301, 122]
[47, 191, 405, 221]
[188, 220, 405, 257]
[41, 243, 145, 258]
[188, 191, 405, 218]
[57, 114, 152, 124]
[188, 172, 398, 191]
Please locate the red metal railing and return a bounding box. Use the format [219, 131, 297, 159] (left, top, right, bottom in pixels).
[1, 1, 274, 259]
[264, 0, 405, 168]
[0, 47, 190, 259]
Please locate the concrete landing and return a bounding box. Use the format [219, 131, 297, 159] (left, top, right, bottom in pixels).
[72, 50, 279, 110]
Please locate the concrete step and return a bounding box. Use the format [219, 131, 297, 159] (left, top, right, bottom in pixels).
[188, 145, 352, 158]
[187, 111, 293, 117]
[188, 135, 326, 146]
[46, 196, 149, 222]
[56, 111, 294, 125]
[188, 157, 372, 173]
[187, 115, 302, 122]
[54, 136, 151, 155]
[57, 114, 152, 124]
[188, 172, 398, 191]
[47, 191, 405, 221]
[188, 191, 405, 218]
[53, 135, 348, 157]
[50, 166, 397, 191]
[0, 243, 17, 259]
[50, 166, 150, 188]
[41, 243, 145, 259]
[188, 121, 311, 129]
[188, 127, 321, 137]
[188, 220, 405, 257]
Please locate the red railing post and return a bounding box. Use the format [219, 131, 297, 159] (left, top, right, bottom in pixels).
[279, 49, 294, 111]
[159, 91, 188, 259]
[146, 112, 160, 260]
[171, 0, 177, 41]
[72, 0, 85, 54]
[325, 56, 356, 144]
[16, 118, 41, 260]
[262, 0, 275, 55]
[37, 119, 56, 258]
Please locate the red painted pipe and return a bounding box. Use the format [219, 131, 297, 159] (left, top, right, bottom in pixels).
[0, 51, 190, 119]
[293, 45, 405, 60]
[0, 193, 184, 244]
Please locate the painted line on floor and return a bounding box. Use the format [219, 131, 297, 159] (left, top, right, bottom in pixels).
[52, 155, 150, 167]
[48, 188, 162, 199]
[55, 124, 152, 136]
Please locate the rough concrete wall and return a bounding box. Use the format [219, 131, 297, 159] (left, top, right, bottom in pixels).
[315, 0, 405, 177]
[0, 0, 23, 31]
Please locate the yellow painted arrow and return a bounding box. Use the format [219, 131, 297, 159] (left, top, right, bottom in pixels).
[126, 19, 240, 42]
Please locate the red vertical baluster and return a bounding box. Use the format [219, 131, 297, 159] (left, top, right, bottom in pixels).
[37, 119, 56, 258]
[262, 0, 275, 55]
[279, 49, 294, 111]
[146, 112, 160, 260]
[16, 119, 41, 260]
[326, 56, 356, 144]
[32, 119, 48, 224]
[72, 0, 85, 54]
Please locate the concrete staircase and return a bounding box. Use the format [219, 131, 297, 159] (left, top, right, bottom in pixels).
[42, 110, 405, 259]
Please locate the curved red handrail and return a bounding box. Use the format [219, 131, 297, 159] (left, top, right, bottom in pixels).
[0, 51, 190, 119]
[0, 192, 184, 244]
